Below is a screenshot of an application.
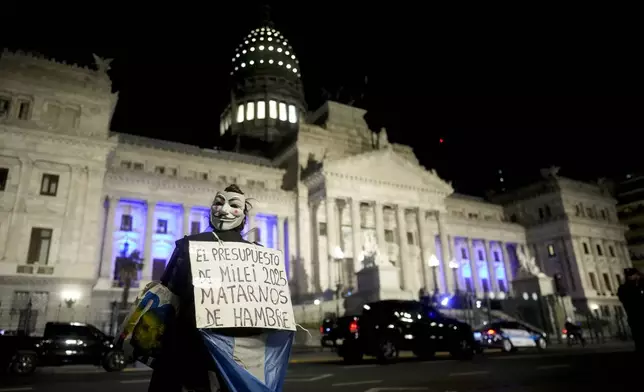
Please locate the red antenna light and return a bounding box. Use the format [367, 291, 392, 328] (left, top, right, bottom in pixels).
[439, 138, 444, 144]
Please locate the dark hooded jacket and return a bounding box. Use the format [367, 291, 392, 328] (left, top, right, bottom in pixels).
[148, 230, 253, 392]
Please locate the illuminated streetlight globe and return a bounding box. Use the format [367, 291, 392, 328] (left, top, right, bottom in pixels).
[428, 254, 440, 268]
[448, 259, 459, 269]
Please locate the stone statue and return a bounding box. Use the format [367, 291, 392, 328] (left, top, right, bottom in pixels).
[377, 127, 390, 150]
[92, 54, 113, 73]
[540, 166, 560, 179]
[361, 231, 380, 268]
[517, 246, 543, 277]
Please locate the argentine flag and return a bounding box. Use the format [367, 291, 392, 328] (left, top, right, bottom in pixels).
[200, 329, 294, 392]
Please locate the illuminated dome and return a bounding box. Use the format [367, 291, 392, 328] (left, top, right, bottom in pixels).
[220, 22, 305, 147]
[231, 26, 301, 79]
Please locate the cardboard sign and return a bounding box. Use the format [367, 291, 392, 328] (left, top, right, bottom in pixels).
[188, 241, 295, 331]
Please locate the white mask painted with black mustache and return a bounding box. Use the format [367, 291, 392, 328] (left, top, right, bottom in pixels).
[210, 191, 246, 231]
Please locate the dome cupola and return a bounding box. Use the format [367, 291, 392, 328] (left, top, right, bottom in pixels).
[220, 13, 305, 145]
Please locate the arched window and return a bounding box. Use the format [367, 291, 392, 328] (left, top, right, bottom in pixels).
[236, 104, 244, 123]
[268, 100, 278, 119]
[246, 102, 255, 121]
[257, 101, 266, 119]
[288, 104, 297, 123]
[278, 102, 287, 121]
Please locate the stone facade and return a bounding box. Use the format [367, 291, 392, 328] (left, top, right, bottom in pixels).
[0, 50, 631, 334]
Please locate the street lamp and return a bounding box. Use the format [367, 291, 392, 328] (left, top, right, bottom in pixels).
[448, 259, 459, 293]
[61, 290, 80, 309]
[427, 254, 440, 294]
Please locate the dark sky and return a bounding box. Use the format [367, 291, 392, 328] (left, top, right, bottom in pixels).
[3, 4, 642, 196]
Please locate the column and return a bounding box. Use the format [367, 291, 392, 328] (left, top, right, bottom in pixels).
[4, 157, 33, 259]
[100, 195, 118, 279]
[467, 238, 482, 295]
[277, 216, 286, 251]
[436, 211, 452, 292]
[621, 242, 632, 267]
[396, 205, 413, 291]
[501, 242, 513, 293]
[374, 202, 386, 255]
[325, 197, 338, 285]
[143, 201, 156, 281]
[350, 198, 362, 274]
[183, 205, 191, 236]
[417, 209, 433, 292]
[484, 240, 499, 292]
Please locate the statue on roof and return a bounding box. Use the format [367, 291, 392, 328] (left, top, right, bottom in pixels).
[540, 166, 560, 179]
[377, 127, 390, 150]
[92, 54, 113, 74]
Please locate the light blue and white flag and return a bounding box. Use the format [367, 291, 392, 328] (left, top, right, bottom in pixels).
[201, 330, 294, 392]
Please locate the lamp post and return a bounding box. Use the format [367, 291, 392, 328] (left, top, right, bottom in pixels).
[331, 246, 345, 317]
[61, 290, 80, 323]
[427, 254, 440, 294]
[448, 259, 459, 293]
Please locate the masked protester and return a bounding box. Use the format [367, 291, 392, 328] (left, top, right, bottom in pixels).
[617, 268, 644, 355]
[113, 184, 293, 392]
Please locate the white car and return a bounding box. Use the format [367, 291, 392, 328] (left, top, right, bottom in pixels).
[473, 321, 548, 352]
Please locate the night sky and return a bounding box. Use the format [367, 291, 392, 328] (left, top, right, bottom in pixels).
[3, 4, 641, 196]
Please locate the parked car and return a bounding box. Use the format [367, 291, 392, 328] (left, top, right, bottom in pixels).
[473, 320, 548, 353]
[0, 322, 126, 375]
[320, 316, 357, 348]
[335, 300, 476, 363]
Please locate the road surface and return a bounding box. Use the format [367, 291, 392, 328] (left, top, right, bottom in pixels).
[0, 345, 633, 391]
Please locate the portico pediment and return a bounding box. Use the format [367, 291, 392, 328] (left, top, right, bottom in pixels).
[322, 148, 454, 196]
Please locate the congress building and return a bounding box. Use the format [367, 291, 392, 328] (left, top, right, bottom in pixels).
[0, 22, 632, 333]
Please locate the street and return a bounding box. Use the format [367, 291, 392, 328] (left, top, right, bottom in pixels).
[1, 345, 634, 392]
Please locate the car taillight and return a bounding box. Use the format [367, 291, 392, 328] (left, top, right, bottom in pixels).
[320, 326, 324, 334]
[562, 329, 567, 334]
[349, 320, 359, 333]
[486, 329, 496, 335]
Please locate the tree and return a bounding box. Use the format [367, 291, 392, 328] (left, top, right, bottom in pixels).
[115, 249, 144, 323]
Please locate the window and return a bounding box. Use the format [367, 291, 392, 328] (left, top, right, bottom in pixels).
[407, 232, 414, 245]
[288, 104, 297, 123]
[0, 167, 8, 191]
[154, 166, 165, 174]
[461, 248, 467, 259]
[120, 215, 133, 231]
[60, 107, 79, 129]
[586, 208, 594, 218]
[538, 208, 544, 219]
[547, 244, 556, 257]
[152, 259, 166, 281]
[246, 102, 255, 120]
[168, 168, 177, 176]
[156, 219, 168, 234]
[201, 172, 208, 180]
[601, 210, 607, 220]
[27, 228, 53, 264]
[257, 101, 266, 119]
[120, 161, 132, 169]
[384, 229, 394, 243]
[318, 222, 327, 236]
[477, 250, 484, 261]
[596, 245, 603, 256]
[0, 97, 10, 117]
[190, 221, 201, 235]
[602, 273, 612, 293]
[493, 251, 500, 262]
[133, 163, 144, 170]
[268, 100, 278, 119]
[589, 272, 598, 291]
[17, 100, 31, 120]
[278, 102, 287, 121]
[583, 243, 590, 254]
[236, 104, 244, 123]
[40, 174, 59, 196]
[616, 274, 622, 286]
[481, 279, 490, 292]
[498, 280, 507, 292]
[545, 205, 552, 217]
[464, 278, 473, 292]
[575, 205, 582, 216]
[609, 246, 615, 257]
